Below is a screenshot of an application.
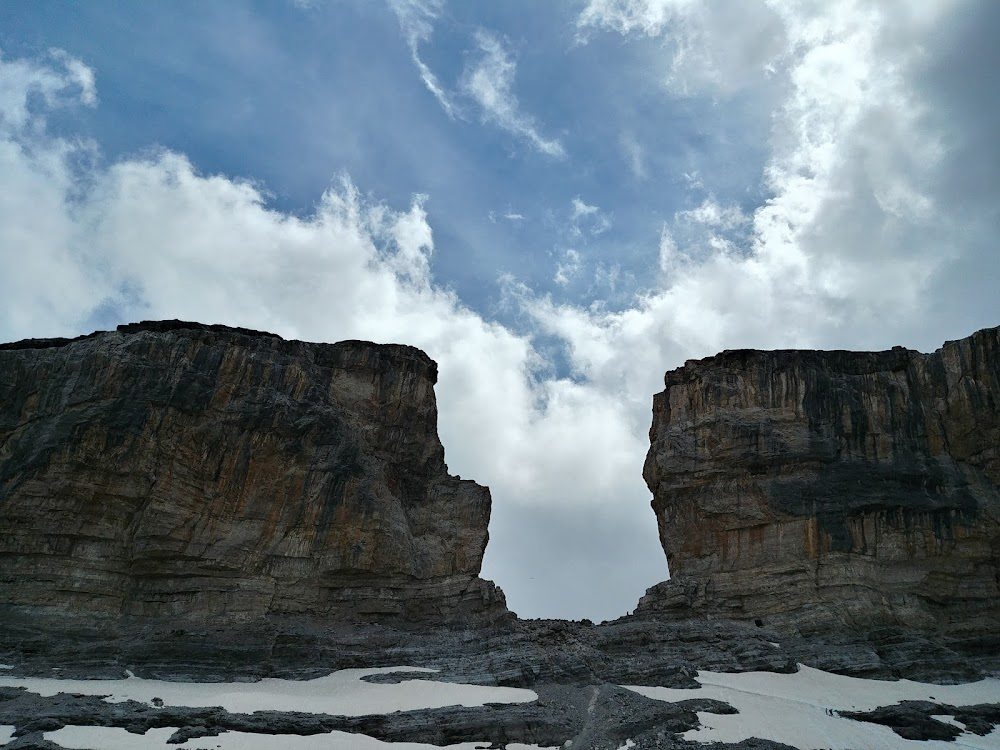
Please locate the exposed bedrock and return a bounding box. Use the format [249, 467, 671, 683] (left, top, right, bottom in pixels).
[640, 325, 1000, 639]
[0, 321, 506, 622]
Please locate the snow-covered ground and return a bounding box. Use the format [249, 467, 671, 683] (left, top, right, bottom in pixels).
[0, 666, 536, 715]
[44, 727, 557, 750]
[625, 664, 1000, 749]
[0, 726, 15, 745]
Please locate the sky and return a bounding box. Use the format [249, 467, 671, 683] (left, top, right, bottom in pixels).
[1, 0, 998, 622]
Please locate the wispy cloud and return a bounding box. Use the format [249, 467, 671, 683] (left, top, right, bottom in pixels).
[676, 197, 749, 231]
[387, 0, 458, 117]
[553, 248, 582, 286]
[619, 132, 646, 179]
[461, 31, 565, 158]
[385, 7, 563, 158]
[577, 0, 785, 94]
[570, 197, 598, 221]
[569, 197, 612, 237]
[488, 209, 525, 224]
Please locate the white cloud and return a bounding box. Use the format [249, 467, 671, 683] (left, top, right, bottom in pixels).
[676, 197, 748, 231]
[556, 0, 974, 362]
[577, 0, 786, 94]
[387, 0, 459, 117]
[461, 31, 565, 158]
[570, 197, 599, 221]
[489, 210, 525, 224]
[384, 7, 564, 158]
[0, 48, 97, 131]
[569, 197, 612, 238]
[553, 248, 583, 286]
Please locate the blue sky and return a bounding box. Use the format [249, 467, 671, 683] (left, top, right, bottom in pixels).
[3, 0, 769, 322]
[2, 0, 999, 620]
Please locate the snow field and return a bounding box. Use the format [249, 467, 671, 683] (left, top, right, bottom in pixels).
[625, 664, 1000, 750]
[44, 726, 557, 750]
[0, 666, 536, 715]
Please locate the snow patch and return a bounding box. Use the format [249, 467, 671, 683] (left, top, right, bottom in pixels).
[0, 725, 16, 745]
[0, 666, 537, 715]
[931, 714, 966, 730]
[46, 726, 177, 750]
[624, 664, 1000, 750]
[0, 664, 14, 670]
[45, 726, 557, 750]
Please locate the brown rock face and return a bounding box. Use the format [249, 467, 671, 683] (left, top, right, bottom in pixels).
[0, 321, 506, 622]
[641, 326, 1000, 637]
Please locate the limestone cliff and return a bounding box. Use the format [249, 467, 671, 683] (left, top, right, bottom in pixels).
[0, 321, 505, 622]
[640, 326, 1000, 638]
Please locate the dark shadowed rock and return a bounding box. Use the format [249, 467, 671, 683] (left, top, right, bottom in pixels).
[842, 700, 1000, 740]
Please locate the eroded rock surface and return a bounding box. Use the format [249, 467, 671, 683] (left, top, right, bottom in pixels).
[0, 321, 504, 622]
[641, 326, 1000, 641]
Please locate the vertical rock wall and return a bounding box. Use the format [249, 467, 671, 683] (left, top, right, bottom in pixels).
[641, 326, 1000, 636]
[0, 321, 506, 622]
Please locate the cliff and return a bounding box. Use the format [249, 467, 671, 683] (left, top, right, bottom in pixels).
[640, 326, 1000, 639]
[0, 321, 505, 622]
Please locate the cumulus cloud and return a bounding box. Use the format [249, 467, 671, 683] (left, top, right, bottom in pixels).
[461, 31, 566, 158]
[556, 0, 992, 357]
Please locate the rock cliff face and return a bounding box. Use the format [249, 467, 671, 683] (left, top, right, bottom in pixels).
[641, 326, 1000, 637]
[0, 321, 505, 622]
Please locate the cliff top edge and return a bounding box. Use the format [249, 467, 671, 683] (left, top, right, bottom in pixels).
[663, 324, 1000, 387]
[0, 320, 436, 378]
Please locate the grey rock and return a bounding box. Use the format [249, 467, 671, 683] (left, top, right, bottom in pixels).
[641, 325, 1000, 646]
[842, 700, 1000, 740]
[0, 321, 506, 624]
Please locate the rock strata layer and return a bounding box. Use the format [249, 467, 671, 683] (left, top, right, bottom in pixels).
[0, 321, 505, 622]
[641, 326, 1000, 639]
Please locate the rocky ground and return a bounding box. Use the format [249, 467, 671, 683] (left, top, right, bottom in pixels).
[1, 612, 998, 749]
